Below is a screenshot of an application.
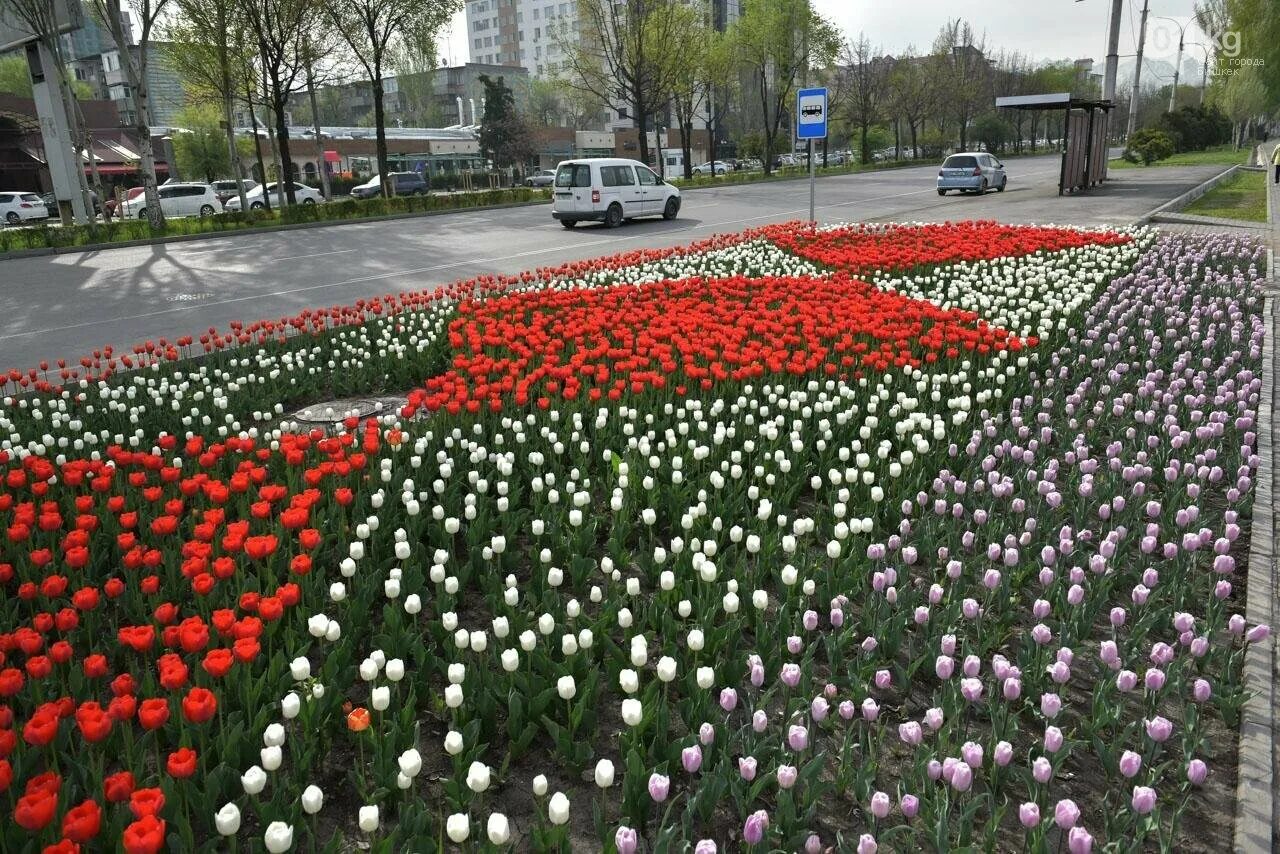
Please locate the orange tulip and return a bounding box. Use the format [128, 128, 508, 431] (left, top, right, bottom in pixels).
[346, 707, 371, 732]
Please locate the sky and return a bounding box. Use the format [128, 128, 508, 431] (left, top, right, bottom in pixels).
[435, 0, 1207, 70]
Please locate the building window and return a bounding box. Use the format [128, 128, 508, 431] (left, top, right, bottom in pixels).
[474, 38, 482, 48]
[532, 7, 539, 17]
[484, 36, 492, 46]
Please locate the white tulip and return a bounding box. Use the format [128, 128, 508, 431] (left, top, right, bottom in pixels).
[240, 768, 266, 793]
[446, 813, 470, 842]
[404, 594, 422, 614]
[359, 659, 378, 681]
[448, 663, 466, 684]
[214, 803, 241, 836]
[301, 785, 324, 814]
[548, 792, 570, 825]
[444, 730, 464, 755]
[487, 812, 511, 845]
[595, 758, 615, 788]
[501, 648, 520, 672]
[398, 748, 423, 777]
[263, 723, 286, 747]
[657, 656, 678, 682]
[697, 666, 714, 689]
[444, 683, 463, 708]
[261, 745, 282, 771]
[263, 821, 294, 853]
[557, 675, 576, 699]
[385, 659, 405, 682]
[358, 804, 379, 832]
[466, 761, 491, 793]
[622, 698, 643, 726]
[281, 692, 301, 719]
[532, 774, 549, 796]
[620, 669, 639, 693]
[307, 614, 329, 638]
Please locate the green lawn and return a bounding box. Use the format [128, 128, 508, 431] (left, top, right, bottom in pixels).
[1109, 144, 1253, 170]
[1183, 169, 1269, 222]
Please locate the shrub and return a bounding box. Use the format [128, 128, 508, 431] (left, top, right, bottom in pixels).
[1157, 105, 1232, 153]
[1123, 129, 1176, 165]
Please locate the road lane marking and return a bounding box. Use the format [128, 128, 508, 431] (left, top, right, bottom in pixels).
[268, 248, 358, 262]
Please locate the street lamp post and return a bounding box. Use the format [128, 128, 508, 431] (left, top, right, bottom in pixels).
[1186, 42, 1211, 106]
[1126, 0, 1151, 139]
[1153, 16, 1191, 113]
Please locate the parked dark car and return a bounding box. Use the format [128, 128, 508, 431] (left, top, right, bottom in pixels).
[350, 172, 429, 199]
[41, 190, 100, 218]
[211, 179, 260, 207]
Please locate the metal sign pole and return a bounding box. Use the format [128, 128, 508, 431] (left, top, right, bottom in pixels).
[808, 139, 815, 223]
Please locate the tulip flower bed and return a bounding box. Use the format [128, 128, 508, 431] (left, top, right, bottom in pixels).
[0, 221, 1271, 853]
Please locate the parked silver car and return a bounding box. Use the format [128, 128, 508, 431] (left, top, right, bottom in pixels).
[936, 152, 1007, 195]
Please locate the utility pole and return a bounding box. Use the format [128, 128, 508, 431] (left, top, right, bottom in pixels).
[1125, 0, 1151, 139]
[1102, 0, 1123, 104]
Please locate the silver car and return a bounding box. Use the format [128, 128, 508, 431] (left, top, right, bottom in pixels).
[937, 152, 1007, 195]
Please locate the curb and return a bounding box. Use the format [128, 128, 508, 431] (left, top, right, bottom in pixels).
[1234, 142, 1279, 854]
[0, 197, 554, 261]
[1134, 164, 1243, 225]
[1147, 211, 1269, 229]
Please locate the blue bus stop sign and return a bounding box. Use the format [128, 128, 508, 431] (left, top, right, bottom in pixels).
[796, 87, 828, 140]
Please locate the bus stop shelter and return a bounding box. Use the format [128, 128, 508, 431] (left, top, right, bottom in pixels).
[994, 93, 1114, 195]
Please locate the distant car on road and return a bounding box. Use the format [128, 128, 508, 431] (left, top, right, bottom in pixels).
[936, 152, 1007, 195]
[120, 183, 220, 219]
[692, 160, 730, 176]
[211, 179, 259, 207]
[224, 181, 324, 211]
[1, 191, 48, 225]
[552, 157, 681, 229]
[524, 170, 556, 187]
[40, 190, 100, 218]
[350, 172, 429, 199]
[105, 187, 145, 219]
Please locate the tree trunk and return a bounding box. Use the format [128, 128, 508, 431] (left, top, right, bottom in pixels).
[246, 99, 270, 212]
[265, 113, 285, 209]
[680, 120, 693, 180]
[909, 120, 919, 159]
[308, 65, 331, 200]
[106, 0, 162, 229]
[220, 7, 248, 215]
[373, 73, 390, 198]
[635, 97, 650, 169]
[860, 123, 870, 164]
[893, 118, 900, 160]
[273, 94, 297, 206]
[759, 71, 774, 176]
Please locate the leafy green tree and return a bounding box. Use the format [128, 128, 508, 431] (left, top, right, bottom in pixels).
[0, 55, 33, 97]
[319, 0, 458, 198]
[478, 74, 533, 174]
[1123, 128, 1176, 164]
[730, 0, 841, 175]
[972, 113, 1012, 154]
[172, 104, 231, 180]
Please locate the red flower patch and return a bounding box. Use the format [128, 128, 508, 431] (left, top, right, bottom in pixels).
[403, 272, 1029, 416]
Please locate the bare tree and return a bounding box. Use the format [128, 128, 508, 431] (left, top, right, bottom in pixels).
[319, 0, 458, 197]
[239, 0, 309, 205]
[842, 35, 891, 164]
[885, 48, 936, 159]
[559, 0, 687, 168]
[86, 0, 169, 227]
[932, 19, 992, 151]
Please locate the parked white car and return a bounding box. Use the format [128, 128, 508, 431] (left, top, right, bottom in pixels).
[552, 158, 681, 228]
[119, 183, 220, 219]
[224, 181, 324, 212]
[0, 191, 48, 225]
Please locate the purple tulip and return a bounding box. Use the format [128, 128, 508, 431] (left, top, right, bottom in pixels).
[804, 834, 822, 854]
[1048, 661, 1071, 684]
[742, 810, 768, 845]
[874, 670, 891, 689]
[1040, 693, 1062, 719]
[1145, 716, 1173, 743]
[616, 826, 639, 854]
[1144, 669, 1166, 692]
[695, 840, 717, 854]
[1247, 625, 1271, 643]
[924, 708, 944, 731]
[1187, 759, 1208, 785]
[1119, 750, 1142, 778]
[738, 755, 758, 783]
[776, 764, 797, 789]
[1116, 670, 1138, 692]
[787, 725, 809, 752]
[1031, 624, 1052, 645]
[752, 710, 768, 733]
[857, 833, 877, 854]
[1019, 802, 1040, 828]
[1130, 786, 1156, 815]
[1193, 679, 1212, 702]
[951, 761, 973, 792]
[719, 688, 738, 712]
[862, 698, 880, 721]
[682, 745, 702, 774]
[780, 663, 801, 688]
[1054, 799, 1080, 829]
[961, 742, 983, 768]
[700, 722, 715, 745]
[963, 655, 980, 677]
[1067, 826, 1093, 854]
[940, 634, 956, 655]
[869, 791, 890, 819]
[898, 722, 923, 746]
[1109, 607, 1126, 627]
[1003, 677, 1022, 701]
[1044, 726, 1063, 753]
[811, 697, 829, 721]
[648, 773, 670, 803]
[1032, 756, 1053, 783]
[927, 760, 942, 781]
[900, 794, 919, 819]
[960, 678, 983, 702]
[787, 636, 803, 655]
[838, 700, 855, 720]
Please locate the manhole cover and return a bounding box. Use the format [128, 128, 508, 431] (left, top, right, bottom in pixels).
[291, 398, 381, 424]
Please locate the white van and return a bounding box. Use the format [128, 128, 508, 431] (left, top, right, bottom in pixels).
[120, 183, 220, 219]
[552, 158, 681, 229]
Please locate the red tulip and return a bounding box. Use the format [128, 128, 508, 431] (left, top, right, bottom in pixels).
[61, 798, 102, 843]
[121, 815, 166, 854]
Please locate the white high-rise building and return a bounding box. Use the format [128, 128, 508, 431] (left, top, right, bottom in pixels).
[463, 0, 739, 81]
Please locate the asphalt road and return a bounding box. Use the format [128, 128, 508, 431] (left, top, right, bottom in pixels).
[0, 154, 1229, 372]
